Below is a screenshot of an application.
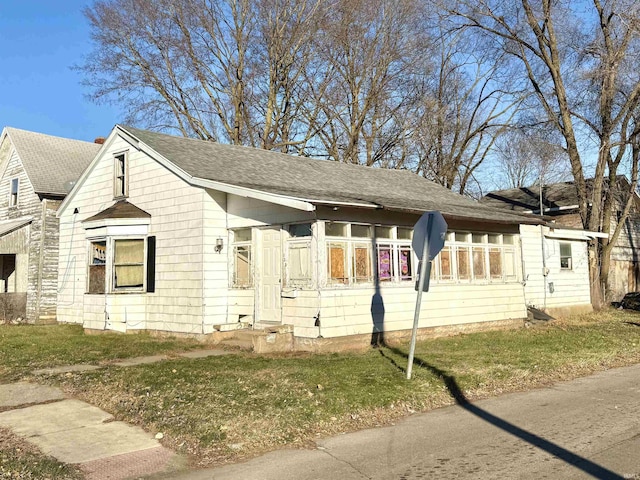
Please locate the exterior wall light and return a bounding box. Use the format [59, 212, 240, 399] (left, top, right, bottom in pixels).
[215, 237, 224, 253]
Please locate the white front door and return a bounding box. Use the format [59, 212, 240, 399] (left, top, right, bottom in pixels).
[258, 227, 282, 324]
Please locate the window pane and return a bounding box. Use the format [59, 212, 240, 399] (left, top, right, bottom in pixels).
[560, 242, 571, 257]
[114, 265, 144, 288]
[327, 243, 347, 283]
[234, 246, 252, 286]
[504, 249, 516, 279]
[399, 247, 413, 280]
[288, 242, 311, 284]
[472, 247, 487, 280]
[326, 222, 347, 237]
[472, 234, 485, 244]
[114, 239, 144, 264]
[288, 223, 312, 237]
[88, 265, 105, 294]
[351, 224, 372, 238]
[88, 241, 106, 294]
[397, 228, 412, 240]
[234, 228, 252, 242]
[457, 247, 471, 280]
[503, 235, 515, 245]
[375, 226, 392, 239]
[489, 248, 503, 279]
[352, 244, 372, 282]
[455, 232, 469, 243]
[488, 234, 500, 244]
[439, 247, 452, 280]
[377, 245, 394, 281]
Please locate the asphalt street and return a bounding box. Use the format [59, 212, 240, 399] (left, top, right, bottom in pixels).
[162, 363, 640, 480]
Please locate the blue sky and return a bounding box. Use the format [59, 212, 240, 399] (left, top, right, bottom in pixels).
[0, 1, 120, 142]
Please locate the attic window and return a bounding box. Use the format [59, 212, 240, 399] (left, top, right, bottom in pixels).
[114, 153, 128, 198]
[9, 178, 18, 207]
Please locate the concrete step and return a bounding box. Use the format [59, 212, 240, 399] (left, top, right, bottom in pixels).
[218, 338, 254, 351]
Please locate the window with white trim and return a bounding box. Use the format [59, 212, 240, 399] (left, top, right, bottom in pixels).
[113, 239, 144, 289]
[560, 242, 572, 270]
[325, 222, 415, 285]
[432, 232, 518, 283]
[9, 178, 18, 207]
[286, 223, 312, 287]
[114, 153, 128, 198]
[232, 228, 252, 287]
[87, 237, 154, 294]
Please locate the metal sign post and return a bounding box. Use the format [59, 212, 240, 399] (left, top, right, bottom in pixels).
[407, 211, 447, 380]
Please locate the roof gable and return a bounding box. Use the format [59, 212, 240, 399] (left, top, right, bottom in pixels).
[118, 125, 539, 225]
[4, 127, 101, 196]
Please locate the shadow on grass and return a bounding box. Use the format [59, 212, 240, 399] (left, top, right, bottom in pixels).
[378, 347, 624, 480]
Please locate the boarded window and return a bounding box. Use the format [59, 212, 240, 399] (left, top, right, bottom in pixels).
[114, 239, 144, 289]
[472, 247, 487, 280]
[327, 243, 347, 283]
[489, 247, 503, 279]
[88, 240, 107, 294]
[439, 247, 453, 280]
[352, 244, 372, 282]
[457, 247, 471, 280]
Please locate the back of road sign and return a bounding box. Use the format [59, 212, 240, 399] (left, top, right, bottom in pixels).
[412, 211, 447, 261]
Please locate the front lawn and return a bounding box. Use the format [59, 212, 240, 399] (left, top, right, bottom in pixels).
[44, 309, 640, 467]
[0, 323, 205, 382]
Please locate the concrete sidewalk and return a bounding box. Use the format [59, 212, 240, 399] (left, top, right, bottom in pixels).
[158, 363, 640, 480]
[0, 349, 231, 480]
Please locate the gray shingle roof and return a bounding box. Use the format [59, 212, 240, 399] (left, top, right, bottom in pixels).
[481, 176, 635, 213]
[120, 125, 540, 225]
[5, 127, 101, 196]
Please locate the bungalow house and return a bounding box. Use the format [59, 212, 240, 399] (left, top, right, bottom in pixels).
[481, 178, 640, 302]
[56, 125, 597, 346]
[0, 127, 100, 323]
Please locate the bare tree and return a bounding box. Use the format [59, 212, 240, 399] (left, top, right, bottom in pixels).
[295, 0, 430, 165]
[449, 0, 640, 306]
[405, 23, 523, 195]
[80, 0, 324, 147]
[492, 127, 570, 189]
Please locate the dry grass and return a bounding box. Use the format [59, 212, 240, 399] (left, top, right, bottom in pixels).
[42, 309, 640, 468]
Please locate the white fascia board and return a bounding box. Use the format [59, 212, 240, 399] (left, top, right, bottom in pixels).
[305, 199, 379, 209]
[545, 228, 608, 241]
[57, 126, 122, 218]
[193, 177, 316, 212]
[84, 223, 150, 239]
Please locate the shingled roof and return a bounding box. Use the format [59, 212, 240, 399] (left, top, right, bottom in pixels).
[120, 125, 541, 225]
[481, 176, 638, 213]
[4, 127, 101, 196]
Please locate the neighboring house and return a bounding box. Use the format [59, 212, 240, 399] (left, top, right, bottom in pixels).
[481, 178, 640, 301]
[56, 125, 596, 345]
[0, 127, 101, 323]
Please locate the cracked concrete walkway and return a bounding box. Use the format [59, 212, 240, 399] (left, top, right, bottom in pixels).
[0, 349, 231, 480]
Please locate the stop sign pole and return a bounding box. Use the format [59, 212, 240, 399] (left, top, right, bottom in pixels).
[407, 211, 447, 380]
